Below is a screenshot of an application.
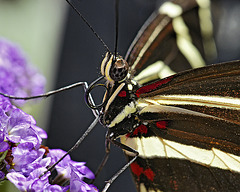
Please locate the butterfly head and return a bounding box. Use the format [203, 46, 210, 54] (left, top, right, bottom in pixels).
[101, 52, 129, 83]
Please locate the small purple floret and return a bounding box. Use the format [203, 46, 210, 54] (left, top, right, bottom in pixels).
[70, 164, 97, 192]
[0, 171, 5, 180]
[11, 143, 51, 177]
[0, 103, 47, 148]
[48, 149, 95, 180]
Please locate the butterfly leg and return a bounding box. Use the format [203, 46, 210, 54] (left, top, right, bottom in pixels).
[0, 81, 99, 117]
[40, 115, 100, 177]
[91, 135, 111, 184]
[102, 133, 139, 192]
[0, 81, 87, 100]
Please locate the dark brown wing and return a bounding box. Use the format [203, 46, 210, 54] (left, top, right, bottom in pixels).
[136, 60, 240, 125]
[120, 60, 240, 192]
[118, 0, 240, 191]
[125, 0, 217, 85]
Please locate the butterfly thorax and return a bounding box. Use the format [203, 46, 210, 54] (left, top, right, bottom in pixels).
[100, 52, 141, 138]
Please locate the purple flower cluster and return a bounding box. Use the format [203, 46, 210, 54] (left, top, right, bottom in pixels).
[0, 39, 98, 191]
[0, 97, 46, 152]
[6, 147, 97, 192]
[0, 38, 45, 106]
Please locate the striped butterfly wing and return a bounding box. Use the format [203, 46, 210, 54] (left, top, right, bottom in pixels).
[126, 0, 217, 85]
[120, 0, 240, 191]
[121, 61, 240, 191]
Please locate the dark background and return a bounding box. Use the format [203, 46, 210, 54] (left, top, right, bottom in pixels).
[46, 0, 240, 191]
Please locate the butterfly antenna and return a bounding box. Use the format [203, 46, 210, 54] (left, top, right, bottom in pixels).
[114, 0, 119, 59]
[65, 0, 110, 53]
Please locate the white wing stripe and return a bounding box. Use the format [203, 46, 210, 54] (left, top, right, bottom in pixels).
[144, 95, 240, 110]
[121, 136, 240, 172]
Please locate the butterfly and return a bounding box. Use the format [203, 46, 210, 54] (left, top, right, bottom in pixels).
[33, 0, 240, 191]
[0, 0, 239, 191]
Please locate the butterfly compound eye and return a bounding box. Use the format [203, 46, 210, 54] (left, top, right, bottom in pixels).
[110, 58, 129, 82]
[101, 52, 129, 82]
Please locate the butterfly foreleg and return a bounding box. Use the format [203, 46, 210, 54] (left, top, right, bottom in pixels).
[91, 135, 111, 184]
[0, 81, 100, 117]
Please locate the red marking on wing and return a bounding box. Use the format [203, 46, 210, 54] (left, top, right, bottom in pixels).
[126, 124, 148, 137]
[156, 121, 167, 129]
[118, 90, 127, 97]
[135, 76, 173, 97]
[132, 124, 148, 135]
[143, 168, 155, 181]
[170, 179, 179, 191]
[130, 162, 143, 177]
[131, 162, 155, 181]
